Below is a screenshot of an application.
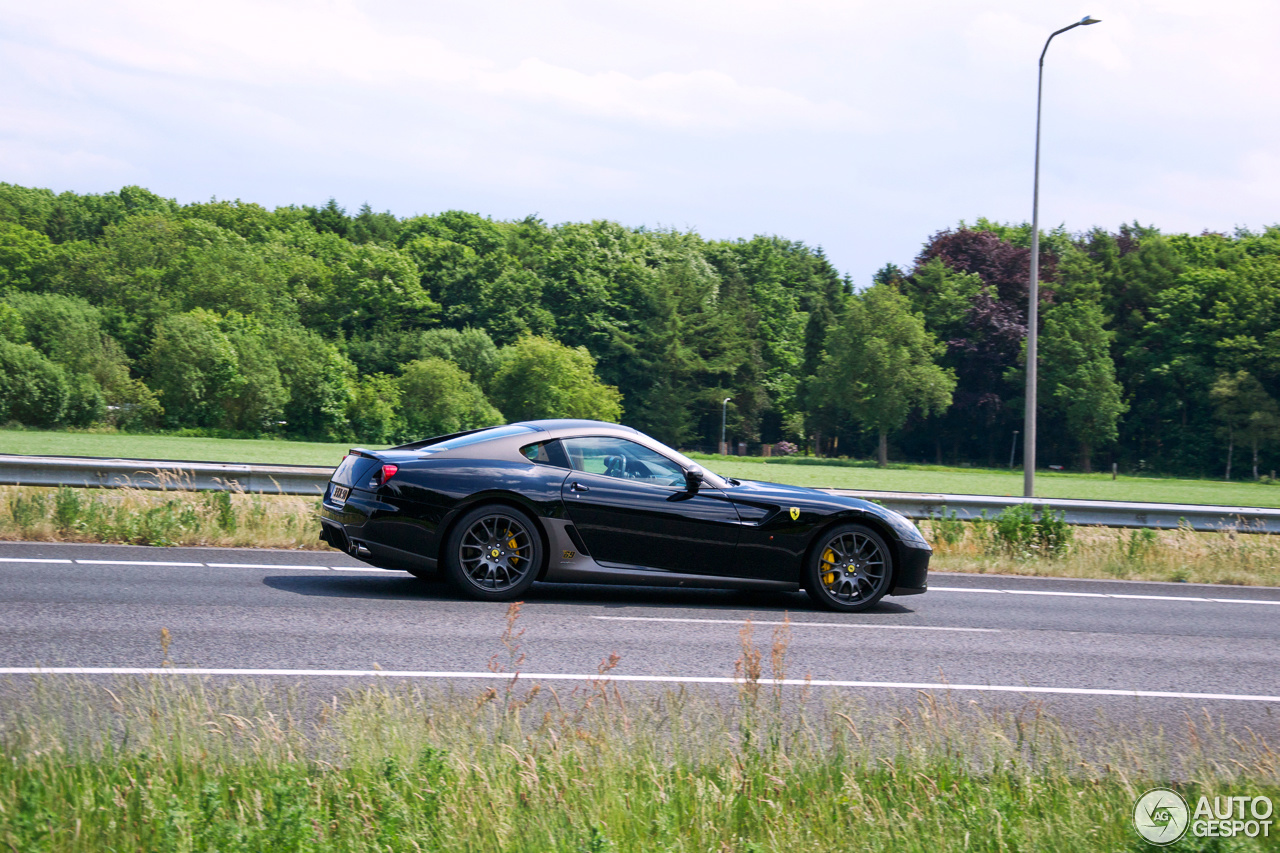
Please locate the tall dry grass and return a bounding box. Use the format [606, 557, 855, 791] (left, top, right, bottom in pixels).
[922, 513, 1280, 587]
[0, 485, 322, 549]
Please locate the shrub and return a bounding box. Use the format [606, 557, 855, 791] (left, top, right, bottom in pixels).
[0, 339, 70, 426]
[989, 503, 1073, 558]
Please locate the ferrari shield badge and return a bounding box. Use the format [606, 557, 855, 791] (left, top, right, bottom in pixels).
[789, 507, 800, 521]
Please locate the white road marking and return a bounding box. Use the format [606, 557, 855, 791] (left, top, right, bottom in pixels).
[931, 586, 1280, 605]
[1, 557, 1276, 604]
[75, 559, 204, 567]
[1, 666, 1277, 703]
[206, 563, 337, 570]
[592, 616, 997, 633]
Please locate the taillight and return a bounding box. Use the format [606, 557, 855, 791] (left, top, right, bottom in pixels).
[371, 463, 398, 486]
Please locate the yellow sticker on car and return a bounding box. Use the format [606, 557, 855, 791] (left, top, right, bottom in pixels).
[789, 507, 800, 521]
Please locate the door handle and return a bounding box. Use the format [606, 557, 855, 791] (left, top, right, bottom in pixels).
[570, 481, 590, 492]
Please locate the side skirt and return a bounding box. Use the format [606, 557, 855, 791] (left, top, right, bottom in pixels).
[539, 518, 798, 592]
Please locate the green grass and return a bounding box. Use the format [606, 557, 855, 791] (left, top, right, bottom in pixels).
[5, 428, 1280, 508]
[2, 611, 1277, 852]
[0, 429, 371, 467]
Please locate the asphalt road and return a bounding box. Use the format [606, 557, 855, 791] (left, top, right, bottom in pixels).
[2, 540, 1278, 735]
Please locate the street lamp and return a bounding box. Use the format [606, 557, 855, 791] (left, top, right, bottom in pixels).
[721, 397, 732, 455]
[1025, 14, 1100, 498]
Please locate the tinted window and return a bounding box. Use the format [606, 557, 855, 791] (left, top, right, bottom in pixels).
[521, 440, 570, 468]
[561, 437, 685, 486]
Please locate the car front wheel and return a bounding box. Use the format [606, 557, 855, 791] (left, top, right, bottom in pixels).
[804, 523, 892, 612]
[444, 505, 543, 601]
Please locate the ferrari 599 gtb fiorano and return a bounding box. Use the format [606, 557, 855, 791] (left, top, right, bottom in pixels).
[319, 420, 930, 612]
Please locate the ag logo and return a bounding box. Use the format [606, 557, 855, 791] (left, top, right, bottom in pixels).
[789, 507, 800, 521]
[1133, 788, 1189, 845]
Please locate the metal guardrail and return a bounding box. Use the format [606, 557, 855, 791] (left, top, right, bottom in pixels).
[824, 489, 1280, 534]
[0, 454, 331, 496]
[1, 454, 1278, 533]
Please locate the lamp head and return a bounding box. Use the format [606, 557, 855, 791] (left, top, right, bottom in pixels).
[1080, 15, 1101, 24]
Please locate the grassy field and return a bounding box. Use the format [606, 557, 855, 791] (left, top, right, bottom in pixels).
[2, 613, 1276, 852]
[0, 429, 361, 467]
[5, 428, 1280, 507]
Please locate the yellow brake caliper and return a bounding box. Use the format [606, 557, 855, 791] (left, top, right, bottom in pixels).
[822, 548, 838, 586]
[506, 531, 520, 566]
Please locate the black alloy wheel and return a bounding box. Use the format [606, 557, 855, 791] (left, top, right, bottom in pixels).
[804, 523, 892, 612]
[444, 505, 543, 600]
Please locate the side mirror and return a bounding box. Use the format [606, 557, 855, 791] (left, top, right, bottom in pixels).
[684, 469, 705, 493]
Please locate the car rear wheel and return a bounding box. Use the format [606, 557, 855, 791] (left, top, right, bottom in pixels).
[444, 505, 543, 601]
[804, 523, 892, 612]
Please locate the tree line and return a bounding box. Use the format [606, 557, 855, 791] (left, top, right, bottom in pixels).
[0, 183, 1277, 479]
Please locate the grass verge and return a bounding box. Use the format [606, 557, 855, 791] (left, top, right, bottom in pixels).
[0, 485, 322, 549]
[2, 612, 1277, 852]
[921, 512, 1280, 587]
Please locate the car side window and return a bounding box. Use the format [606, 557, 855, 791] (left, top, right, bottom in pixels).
[521, 440, 570, 468]
[561, 437, 686, 486]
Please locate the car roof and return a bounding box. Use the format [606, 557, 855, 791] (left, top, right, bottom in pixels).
[516, 419, 642, 435]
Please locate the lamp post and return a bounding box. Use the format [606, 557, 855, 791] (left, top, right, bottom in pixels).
[721, 397, 732, 456]
[1025, 14, 1100, 498]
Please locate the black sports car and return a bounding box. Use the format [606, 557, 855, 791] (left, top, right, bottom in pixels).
[318, 420, 930, 612]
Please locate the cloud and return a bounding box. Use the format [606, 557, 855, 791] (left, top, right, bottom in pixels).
[2, 0, 1278, 284]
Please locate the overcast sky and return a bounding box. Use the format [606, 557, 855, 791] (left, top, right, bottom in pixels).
[3, 0, 1277, 285]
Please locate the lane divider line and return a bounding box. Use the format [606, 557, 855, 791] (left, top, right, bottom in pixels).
[2, 558, 1278, 605]
[1, 667, 1277, 704]
[929, 586, 1280, 605]
[75, 559, 205, 567]
[206, 563, 337, 570]
[592, 616, 997, 633]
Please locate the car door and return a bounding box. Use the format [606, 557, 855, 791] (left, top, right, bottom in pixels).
[558, 436, 741, 575]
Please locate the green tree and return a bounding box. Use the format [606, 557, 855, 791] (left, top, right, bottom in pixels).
[489, 336, 623, 423]
[813, 284, 955, 466]
[143, 309, 242, 429]
[347, 374, 402, 445]
[264, 326, 355, 440]
[0, 221, 55, 291]
[0, 340, 69, 426]
[1210, 371, 1280, 480]
[0, 302, 25, 342]
[397, 358, 503, 439]
[1035, 300, 1127, 472]
[220, 320, 288, 432]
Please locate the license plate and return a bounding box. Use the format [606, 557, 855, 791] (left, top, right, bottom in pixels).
[331, 485, 350, 503]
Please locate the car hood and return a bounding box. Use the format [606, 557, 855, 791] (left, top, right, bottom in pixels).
[727, 477, 929, 545]
[727, 477, 878, 511]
